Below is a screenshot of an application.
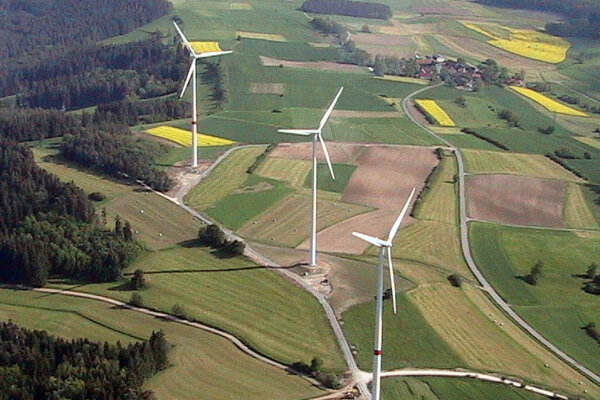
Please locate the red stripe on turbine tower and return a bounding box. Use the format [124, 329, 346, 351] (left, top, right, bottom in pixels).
[191, 121, 197, 125]
[374, 350, 382, 355]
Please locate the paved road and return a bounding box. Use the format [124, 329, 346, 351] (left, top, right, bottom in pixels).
[402, 85, 600, 385]
[379, 369, 569, 399]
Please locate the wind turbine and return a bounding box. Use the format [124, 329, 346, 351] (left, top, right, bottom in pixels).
[173, 21, 232, 167]
[278, 87, 343, 267]
[352, 188, 416, 400]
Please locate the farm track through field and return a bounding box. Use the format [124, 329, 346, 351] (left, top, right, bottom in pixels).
[402, 84, 600, 386]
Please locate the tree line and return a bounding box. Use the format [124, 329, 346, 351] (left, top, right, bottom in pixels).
[0, 140, 141, 286]
[0, 321, 168, 400]
[0, 98, 190, 142]
[302, 0, 392, 20]
[0, 0, 171, 66]
[60, 128, 174, 192]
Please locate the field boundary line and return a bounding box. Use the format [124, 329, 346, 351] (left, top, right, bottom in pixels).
[379, 368, 570, 399]
[138, 145, 370, 397]
[0, 284, 332, 391]
[402, 84, 600, 386]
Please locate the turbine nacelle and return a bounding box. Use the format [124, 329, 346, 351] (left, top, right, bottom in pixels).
[277, 87, 344, 181]
[173, 21, 233, 98]
[352, 187, 416, 314]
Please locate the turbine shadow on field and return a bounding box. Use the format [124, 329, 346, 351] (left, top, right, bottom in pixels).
[125, 262, 309, 276]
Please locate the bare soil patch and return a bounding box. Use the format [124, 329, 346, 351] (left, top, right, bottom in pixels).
[269, 142, 364, 164]
[249, 83, 284, 95]
[466, 174, 566, 228]
[259, 56, 366, 73]
[299, 146, 439, 254]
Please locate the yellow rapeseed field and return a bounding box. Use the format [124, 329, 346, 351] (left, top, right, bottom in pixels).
[146, 126, 235, 147]
[509, 86, 588, 117]
[461, 22, 570, 63]
[189, 41, 222, 54]
[415, 99, 456, 127]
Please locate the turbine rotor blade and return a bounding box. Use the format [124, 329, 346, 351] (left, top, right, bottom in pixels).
[172, 21, 197, 56]
[277, 129, 317, 136]
[195, 50, 233, 59]
[352, 232, 389, 247]
[318, 87, 344, 131]
[318, 133, 335, 180]
[387, 247, 397, 315]
[387, 187, 416, 243]
[180, 61, 195, 98]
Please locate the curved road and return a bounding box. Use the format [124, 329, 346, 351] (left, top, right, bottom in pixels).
[401, 84, 600, 385]
[140, 147, 369, 397]
[1, 284, 573, 400]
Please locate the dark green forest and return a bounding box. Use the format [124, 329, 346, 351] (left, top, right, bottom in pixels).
[0, 321, 168, 400]
[0, 140, 141, 286]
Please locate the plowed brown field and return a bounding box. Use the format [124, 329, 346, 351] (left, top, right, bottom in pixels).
[466, 174, 566, 228]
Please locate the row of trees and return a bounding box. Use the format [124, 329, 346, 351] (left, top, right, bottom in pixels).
[0, 97, 190, 142]
[0, 321, 168, 400]
[60, 129, 174, 192]
[0, 0, 172, 65]
[302, 0, 392, 20]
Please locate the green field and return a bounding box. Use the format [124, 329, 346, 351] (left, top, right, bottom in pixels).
[206, 175, 294, 230]
[185, 146, 266, 211]
[238, 193, 373, 247]
[32, 143, 201, 250]
[564, 183, 600, 229]
[50, 245, 345, 372]
[255, 157, 312, 187]
[462, 149, 584, 182]
[0, 289, 324, 400]
[416, 86, 600, 182]
[470, 222, 600, 376]
[382, 377, 549, 400]
[415, 154, 458, 225]
[305, 163, 357, 194]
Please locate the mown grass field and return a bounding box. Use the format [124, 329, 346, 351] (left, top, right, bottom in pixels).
[238, 193, 372, 247]
[255, 157, 312, 187]
[462, 149, 584, 182]
[32, 143, 201, 250]
[470, 222, 600, 376]
[414, 154, 457, 225]
[206, 175, 294, 230]
[564, 183, 600, 229]
[382, 377, 549, 400]
[51, 245, 345, 372]
[185, 146, 266, 211]
[0, 289, 324, 400]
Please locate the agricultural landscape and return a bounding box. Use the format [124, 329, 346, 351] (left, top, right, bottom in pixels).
[1, 0, 600, 399]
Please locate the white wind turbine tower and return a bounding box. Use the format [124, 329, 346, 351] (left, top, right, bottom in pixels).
[173, 21, 232, 167]
[278, 87, 343, 267]
[352, 188, 416, 400]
